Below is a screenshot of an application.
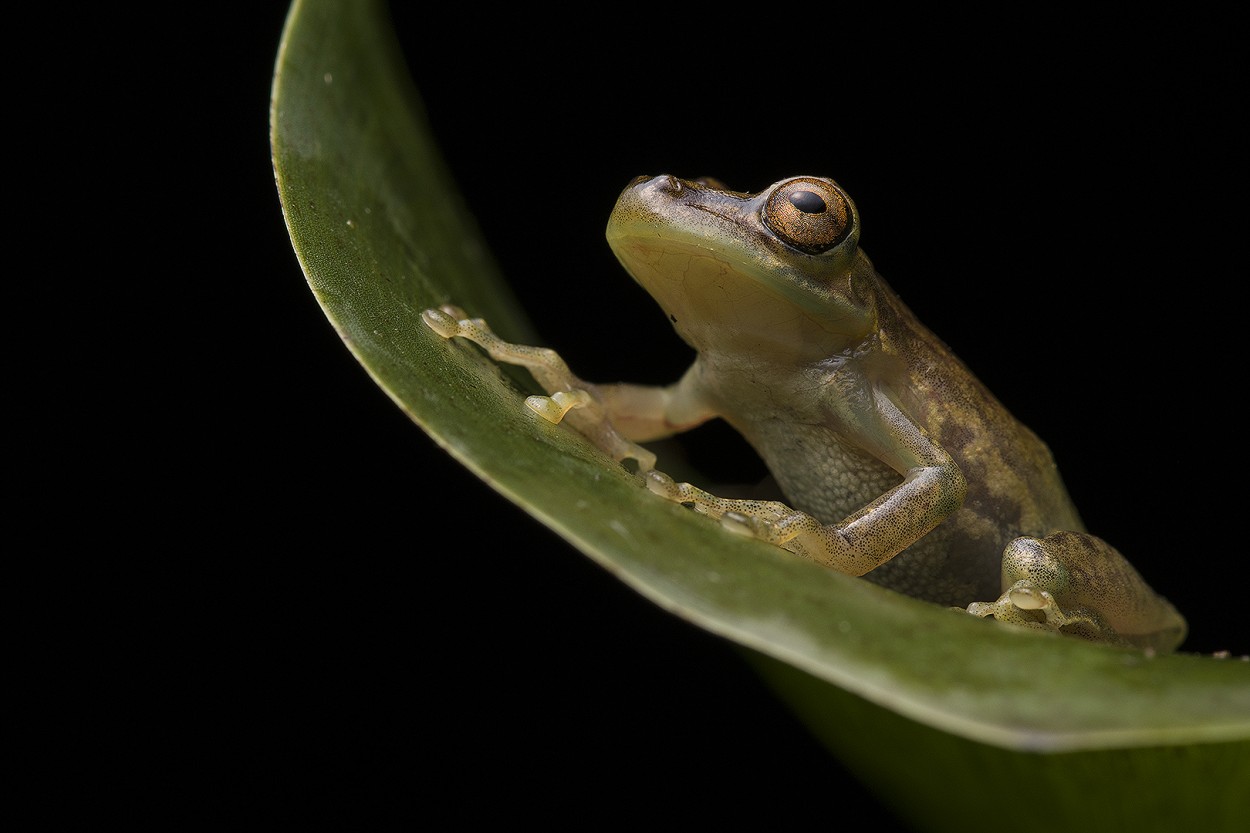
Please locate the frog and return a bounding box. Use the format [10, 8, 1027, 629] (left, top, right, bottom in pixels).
[422, 174, 1186, 653]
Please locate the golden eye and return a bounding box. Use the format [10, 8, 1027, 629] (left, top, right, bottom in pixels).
[761, 177, 853, 255]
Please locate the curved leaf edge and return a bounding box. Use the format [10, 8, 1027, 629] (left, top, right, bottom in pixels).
[270, 0, 1250, 761]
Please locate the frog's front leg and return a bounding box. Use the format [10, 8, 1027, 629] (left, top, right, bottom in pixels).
[422, 305, 711, 473]
[648, 390, 969, 578]
[966, 532, 1187, 652]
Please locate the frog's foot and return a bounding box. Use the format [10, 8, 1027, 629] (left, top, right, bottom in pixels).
[524, 390, 593, 424]
[422, 305, 577, 389]
[964, 533, 1122, 642]
[966, 580, 1108, 639]
[965, 533, 1185, 649]
[643, 470, 825, 548]
[524, 391, 659, 473]
[422, 305, 656, 473]
[644, 471, 905, 575]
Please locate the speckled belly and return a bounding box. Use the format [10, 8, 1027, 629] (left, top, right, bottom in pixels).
[741, 418, 1005, 607]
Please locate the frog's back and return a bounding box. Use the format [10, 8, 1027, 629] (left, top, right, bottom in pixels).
[721, 280, 1085, 607]
[864, 287, 1086, 603]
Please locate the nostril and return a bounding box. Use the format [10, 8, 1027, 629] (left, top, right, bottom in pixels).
[654, 174, 681, 193]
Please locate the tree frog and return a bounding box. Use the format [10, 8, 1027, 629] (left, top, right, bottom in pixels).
[422, 174, 1186, 653]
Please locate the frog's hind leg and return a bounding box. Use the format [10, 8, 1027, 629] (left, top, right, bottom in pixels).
[965, 532, 1187, 651]
[965, 575, 1112, 642]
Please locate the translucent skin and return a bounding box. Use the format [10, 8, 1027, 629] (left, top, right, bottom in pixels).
[422, 174, 1186, 652]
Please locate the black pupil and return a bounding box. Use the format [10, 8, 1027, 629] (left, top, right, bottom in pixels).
[788, 190, 826, 214]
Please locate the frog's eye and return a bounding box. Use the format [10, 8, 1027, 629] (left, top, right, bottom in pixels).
[761, 178, 853, 255]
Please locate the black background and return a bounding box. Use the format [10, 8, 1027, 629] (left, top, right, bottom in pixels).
[80, 4, 1245, 828]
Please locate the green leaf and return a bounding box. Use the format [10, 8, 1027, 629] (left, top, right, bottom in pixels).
[271, 2, 1250, 829]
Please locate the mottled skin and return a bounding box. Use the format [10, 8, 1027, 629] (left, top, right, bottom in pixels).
[684, 244, 1084, 607]
[423, 175, 1186, 652]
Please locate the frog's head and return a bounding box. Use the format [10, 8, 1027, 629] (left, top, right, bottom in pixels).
[606, 175, 877, 361]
